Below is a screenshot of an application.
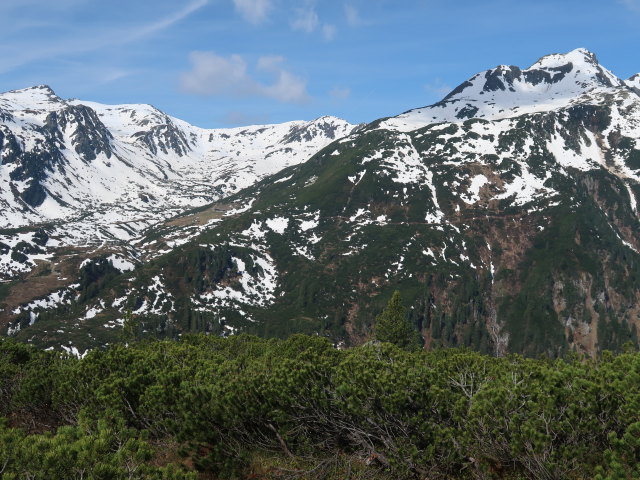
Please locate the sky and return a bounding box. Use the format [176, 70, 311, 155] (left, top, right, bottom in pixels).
[1, 0, 639, 128]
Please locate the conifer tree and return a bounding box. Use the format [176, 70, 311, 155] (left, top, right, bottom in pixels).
[374, 290, 422, 350]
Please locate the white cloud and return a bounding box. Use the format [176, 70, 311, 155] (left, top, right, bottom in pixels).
[291, 4, 319, 32]
[181, 51, 309, 103]
[330, 86, 351, 99]
[181, 52, 251, 96]
[256, 55, 285, 72]
[256, 55, 309, 102]
[100, 69, 133, 84]
[263, 69, 309, 102]
[322, 24, 337, 41]
[233, 0, 273, 24]
[344, 4, 362, 26]
[290, 2, 335, 41]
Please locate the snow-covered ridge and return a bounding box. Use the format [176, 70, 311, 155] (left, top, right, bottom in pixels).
[627, 74, 640, 93]
[381, 48, 632, 131]
[0, 85, 355, 242]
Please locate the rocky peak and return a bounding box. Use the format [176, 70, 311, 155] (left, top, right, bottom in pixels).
[282, 116, 353, 144]
[531, 47, 599, 69]
[381, 48, 627, 131]
[444, 48, 622, 102]
[528, 48, 620, 87]
[0, 85, 64, 111]
[13, 85, 59, 97]
[30, 84, 57, 95]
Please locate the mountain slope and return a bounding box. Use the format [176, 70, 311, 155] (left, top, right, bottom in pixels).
[0, 86, 355, 280]
[628, 73, 640, 94]
[4, 49, 640, 357]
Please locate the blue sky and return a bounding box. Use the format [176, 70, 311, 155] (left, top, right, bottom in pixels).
[1, 0, 639, 128]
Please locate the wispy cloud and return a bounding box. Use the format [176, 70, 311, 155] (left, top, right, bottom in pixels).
[100, 69, 134, 84]
[67, 63, 137, 86]
[291, 3, 320, 33]
[128, 0, 208, 41]
[233, 0, 273, 24]
[344, 4, 363, 26]
[329, 86, 351, 99]
[181, 51, 310, 103]
[289, 1, 336, 41]
[322, 24, 337, 41]
[0, 0, 208, 74]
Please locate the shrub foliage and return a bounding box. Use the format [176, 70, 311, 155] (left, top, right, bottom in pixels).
[1, 335, 640, 479]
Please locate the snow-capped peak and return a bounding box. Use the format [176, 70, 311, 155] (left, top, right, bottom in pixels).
[12, 84, 58, 96]
[527, 48, 620, 87]
[0, 86, 355, 246]
[0, 84, 63, 111]
[532, 47, 597, 69]
[446, 47, 622, 103]
[381, 48, 627, 131]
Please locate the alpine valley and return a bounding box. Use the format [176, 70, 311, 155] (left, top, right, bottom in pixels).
[2, 48, 640, 358]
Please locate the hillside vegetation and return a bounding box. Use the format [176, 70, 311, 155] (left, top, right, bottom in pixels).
[2, 334, 640, 479]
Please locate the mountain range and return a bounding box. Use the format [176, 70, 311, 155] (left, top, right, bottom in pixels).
[2, 48, 640, 358]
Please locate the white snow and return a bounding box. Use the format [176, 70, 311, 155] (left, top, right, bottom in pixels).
[225, 199, 256, 216]
[349, 208, 368, 222]
[274, 174, 293, 184]
[495, 164, 555, 206]
[108, 255, 135, 272]
[299, 212, 320, 231]
[265, 216, 289, 234]
[626, 182, 638, 214]
[84, 304, 103, 320]
[461, 174, 489, 204]
[132, 275, 174, 315]
[626, 74, 640, 92]
[242, 221, 267, 239]
[61, 345, 89, 359]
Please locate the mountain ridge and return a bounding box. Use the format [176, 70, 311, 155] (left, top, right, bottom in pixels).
[0, 85, 355, 281]
[3, 48, 640, 358]
[0, 83, 354, 221]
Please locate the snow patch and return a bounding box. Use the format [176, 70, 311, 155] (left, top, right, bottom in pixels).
[265, 216, 289, 234]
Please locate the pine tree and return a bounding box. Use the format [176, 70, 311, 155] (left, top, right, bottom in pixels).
[374, 291, 422, 350]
